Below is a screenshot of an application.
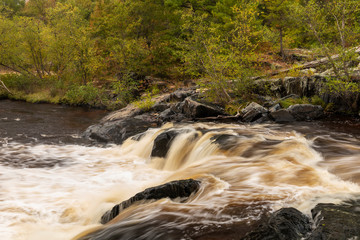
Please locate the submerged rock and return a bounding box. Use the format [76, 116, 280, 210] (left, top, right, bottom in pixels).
[100, 179, 201, 224]
[151, 129, 183, 158]
[242, 208, 311, 240]
[307, 199, 360, 240]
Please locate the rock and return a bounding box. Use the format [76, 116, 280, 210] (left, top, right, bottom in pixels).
[282, 77, 307, 97]
[287, 104, 323, 121]
[307, 199, 360, 240]
[242, 208, 311, 240]
[151, 129, 184, 158]
[170, 89, 196, 101]
[210, 134, 240, 151]
[101, 104, 142, 122]
[253, 113, 272, 123]
[170, 101, 185, 114]
[152, 102, 169, 112]
[240, 102, 268, 122]
[83, 114, 159, 144]
[269, 103, 282, 113]
[100, 179, 201, 224]
[270, 109, 295, 123]
[183, 97, 225, 119]
[159, 108, 174, 120]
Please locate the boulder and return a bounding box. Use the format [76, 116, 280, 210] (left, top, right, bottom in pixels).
[270, 109, 295, 123]
[242, 208, 311, 240]
[269, 103, 281, 113]
[307, 199, 360, 240]
[83, 114, 159, 144]
[100, 179, 201, 224]
[287, 104, 323, 121]
[151, 129, 184, 158]
[183, 97, 225, 119]
[240, 102, 268, 122]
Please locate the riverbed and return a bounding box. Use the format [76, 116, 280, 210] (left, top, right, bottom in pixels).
[1, 100, 360, 239]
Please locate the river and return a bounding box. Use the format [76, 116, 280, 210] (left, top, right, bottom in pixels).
[1, 100, 360, 239]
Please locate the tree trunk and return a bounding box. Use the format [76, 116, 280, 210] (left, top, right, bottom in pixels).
[279, 27, 285, 60]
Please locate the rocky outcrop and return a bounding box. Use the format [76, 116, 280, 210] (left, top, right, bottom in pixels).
[255, 75, 360, 113]
[307, 199, 360, 240]
[83, 113, 159, 144]
[100, 179, 201, 224]
[243, 208, 311, 240]
[83, 88, 229, 143]
[244, 198, 360, 240]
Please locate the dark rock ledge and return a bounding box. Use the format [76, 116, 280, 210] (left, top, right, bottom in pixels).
[83, 88, 328, 144]
[243, 198, 360, 240]
[100, 179, 201, 224]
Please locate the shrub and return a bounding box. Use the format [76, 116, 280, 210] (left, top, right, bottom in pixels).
[64, 83, 107, 107]
[311, 95, 326, 108]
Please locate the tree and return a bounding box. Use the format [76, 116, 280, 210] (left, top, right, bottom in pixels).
[0, 0, 25, 14]
[259, 0, 295, 59]
[180, 0, 262, 104]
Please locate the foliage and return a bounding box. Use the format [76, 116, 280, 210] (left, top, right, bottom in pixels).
[279, 97, 309, 109]
[311, 95, 326, 108]
[63, 83, 107, 107]
[112, 73, 139, 107]
[0, 0, 360, 110]
[132, 87, 159, 111]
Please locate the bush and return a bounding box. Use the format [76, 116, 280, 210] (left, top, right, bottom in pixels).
[0, 74, 35, 93]
[64, 83, 108, 107]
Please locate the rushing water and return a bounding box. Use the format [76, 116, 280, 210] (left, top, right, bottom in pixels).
[1, 100, 360, 240]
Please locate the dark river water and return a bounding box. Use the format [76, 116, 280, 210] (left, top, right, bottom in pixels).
[1, 100, 360, 240]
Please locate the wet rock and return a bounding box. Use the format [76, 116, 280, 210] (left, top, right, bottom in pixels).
[151, 129, 183, 158]
[183, 97, 225, 119]
[100, 179, 201, 224]
[240, 102, 268, 122]
[288, 104, 323, 121]
[253, 113, 272, 123]
[307, 199, 360, 240]
[242, 208, 311, 240]
[270, 109, 295, 123]
[210, 134, 240, 151]
[83, 115, 159, 144]
[269, 103, 282, 113]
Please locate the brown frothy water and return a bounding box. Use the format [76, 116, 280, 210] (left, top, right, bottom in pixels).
[1, 101, 360, 239]
[75, 122, 360, 240]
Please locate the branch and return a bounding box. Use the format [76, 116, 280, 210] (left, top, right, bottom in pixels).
[0, 79, 12, 94]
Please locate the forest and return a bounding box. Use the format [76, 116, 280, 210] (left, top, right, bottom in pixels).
[0, 0, 359, 110]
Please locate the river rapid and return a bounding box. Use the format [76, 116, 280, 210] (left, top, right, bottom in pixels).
[1, 100, 360, 240]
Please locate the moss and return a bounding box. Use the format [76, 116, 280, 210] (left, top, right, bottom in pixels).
[279, 97, 309, 109]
